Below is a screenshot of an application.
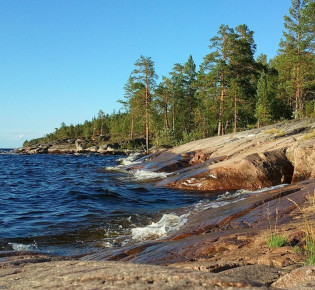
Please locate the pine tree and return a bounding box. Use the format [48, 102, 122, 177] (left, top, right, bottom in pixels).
[168, 63, 185, 136]
[255, 72, 272, 127]
[208, 25, 234, 135]
[119, 75, 146, 140]
[276, 0, 315, 118]
[155, 79, 171, 130]
[132, 56, 157, 153]
[183, 55, 197, 133]
[229, 24, 257, 132]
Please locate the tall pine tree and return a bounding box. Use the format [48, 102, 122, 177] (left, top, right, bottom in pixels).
[132, 56, 157, 152]
[255, 72, 272, 127]
[276, 0, 315, 118]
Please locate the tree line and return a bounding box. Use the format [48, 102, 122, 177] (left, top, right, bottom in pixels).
[24, 0, 314, 151]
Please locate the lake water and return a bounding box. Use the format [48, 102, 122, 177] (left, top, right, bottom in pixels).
[0, 151, 214, 256]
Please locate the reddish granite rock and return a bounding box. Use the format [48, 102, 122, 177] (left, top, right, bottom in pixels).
[286, 139, 315, 183]
[0, 258, 263, 289]
[83, 180, 315, 266]
[139, 118, 315, 192]
[272, 266, 315, 289]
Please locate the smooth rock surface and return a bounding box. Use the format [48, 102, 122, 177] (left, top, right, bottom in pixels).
[138, 118, 315, 192]
[271, 266, 315, 289]
[82, 179, 315, 268]
[0, 259, 263, 289]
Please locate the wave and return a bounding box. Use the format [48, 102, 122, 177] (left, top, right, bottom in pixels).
[106, 153, 169, 182]
[105, 153, 142, 172]
[9, 241, 38, 251]
[131, 213, 189, 241]
[106, 167, 169, 182]
[117, 153, 142, 166]
[132, 169, 169, 181]
[216, 184, 288, 201]
[104, 166, 128, 172]
[192, 184, 289, 212]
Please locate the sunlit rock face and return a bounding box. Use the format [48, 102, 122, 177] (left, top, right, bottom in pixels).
[136, 118, 315, 192]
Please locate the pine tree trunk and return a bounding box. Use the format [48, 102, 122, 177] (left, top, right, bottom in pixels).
[188, 94, 193, 133]
[234, 92, 237, 133]
[164, 105, 169, 130]
[295, 65, 300, 119]
[295, 31, 301, 118]
[218, 86, 224, 136]
[172, 102, 175, 131]
[225, 120, 229, 134]
[130, 116, 134, 140]
[145, 89, 149, 153]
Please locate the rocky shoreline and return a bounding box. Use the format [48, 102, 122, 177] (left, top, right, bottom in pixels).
[14, 136, 153, 155]
[126, 118, 315, 192]
[2, 181, 314, 288]
[14, 138, 130, 155]
[2, 118, 315, 289]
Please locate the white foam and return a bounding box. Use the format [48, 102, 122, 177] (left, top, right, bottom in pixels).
[217, 189, 251, 201]
[9, 241, 38, 251]
[131, 213, 188, 241]
[105, 153, 143, 172]
[193, 184, 289, 213]
[105, 166, 128, 173]
[193, 199, 231, 211]
[101, 241, 114, 248]
[117, 153, 142, 166]
[254, 184, 288, 193]
[133, 169, 169, 181]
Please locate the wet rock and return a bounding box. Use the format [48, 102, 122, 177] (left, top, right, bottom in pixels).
[83, 180, 315, 266]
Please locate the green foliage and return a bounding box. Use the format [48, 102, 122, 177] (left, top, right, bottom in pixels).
[276, 0, 315, 118]
[255, 72, 273, 126]
[132, 55, 157, 153]
[267, 233, 288, 248]
[25, 2, 314, 150]
[303, 129, 315, 140]
[305, 100, 315, 117]
[305, 234, 315, 265]
[153, 129, 177, 147]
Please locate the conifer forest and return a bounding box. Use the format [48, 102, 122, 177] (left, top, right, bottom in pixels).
[24, 0, 315, 151]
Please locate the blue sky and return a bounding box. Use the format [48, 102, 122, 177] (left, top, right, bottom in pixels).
[0, 0, 292, 148]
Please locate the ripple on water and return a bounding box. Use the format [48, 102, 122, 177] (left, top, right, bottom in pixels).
[0, 153, 209, 256]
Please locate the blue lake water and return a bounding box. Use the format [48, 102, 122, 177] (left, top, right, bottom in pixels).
[0, 151, 210, 256]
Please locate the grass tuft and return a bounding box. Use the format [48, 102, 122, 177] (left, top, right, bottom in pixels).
[305, 234, 315, 265]
[302, 130, 315, 140]
[264, 128, 279, 134]
[267, 233, 288, 248]
[264, 128, 285, 136]
[287, 191, 315, 266]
